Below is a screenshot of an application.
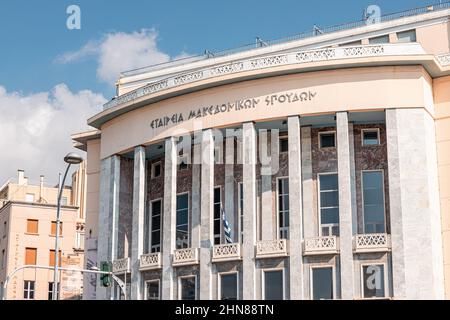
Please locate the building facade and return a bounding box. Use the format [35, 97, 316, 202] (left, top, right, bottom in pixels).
[73, 3, 450, 300]
[0, 168, 86, 300]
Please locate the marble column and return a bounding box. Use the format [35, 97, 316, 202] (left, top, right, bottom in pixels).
[200, 129, 214, 300]
[336, 112, 355, 300]
[162, 137, 177, 300]
[242, 122, 257, 299]
[191, 132, 202, 248]
[287, 116, 304, 300]
[301, 126, 314, 238]
[225, 135, 236, 242]
[130, 146, 146, 300]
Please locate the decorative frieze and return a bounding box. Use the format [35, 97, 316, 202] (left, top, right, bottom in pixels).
[249, 55, 288, 68]
[173, 71, 204, 85]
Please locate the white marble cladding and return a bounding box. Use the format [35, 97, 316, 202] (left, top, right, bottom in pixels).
[437, 53, 450, 66]
[139, 252, 162, 270]
[212, 243, 242, 262]
[255, 239, 288, 258]
[172, 248, 199, 266]
[112, 257, 130, 274]
[354, 233, 391, 253]
[303, 236, 339, 255]
[104, 43, 425, 110]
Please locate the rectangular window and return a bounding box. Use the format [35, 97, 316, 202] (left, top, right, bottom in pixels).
[213, 187, 222, 245]
[319, 174, 339, 236]
[219, 273, 238, 300]
[3, 221, 6, 237]
[25, 193, 35, 203]
[48, 282, 59, 300]
[362, 171, 386, 233]
[1, 249, 5, 269]
[25, 248, 37, 265]
[263, 270, 284, 300]
[145, 280, 160, 300]
[319, 132, 336, 148]
[176, 193, 189, 249]
[238, 183, 244, 244]
[23, 281, 35, 300]
[151, 162, 162, 178]
[311, 267, 334, 300]
[369, 35, 389, 44]
[26, 219, 39, 234]
[362, 264, 386, 298]
[362, 129, 380, 146]
[397, 29, 416, 43]
[49, 250, 62, 267]
[75, 232, 85, 249]
[149, 199, 162, 253]
[277, 178, 289, 239]
[51, 221, 63, 236]
[339, 40, 362, 47]
[179, 276, 196, 300]
[279, 137, 288, 153]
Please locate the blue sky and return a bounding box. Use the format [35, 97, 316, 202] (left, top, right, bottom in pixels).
[0, 0, 432, 98]
[0, 0, 436, 184]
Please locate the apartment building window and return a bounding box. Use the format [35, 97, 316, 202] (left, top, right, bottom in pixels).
[51, 221, 63, 236]
[26, 219, 39, 234]
[49, 250, 62, 267]
[213, 187, 222, 245]
[1, 249, 5, 269]
[147, 199, 162, 253]
[25, 248, 37, 265]
[151, 161, 162, 178]
[25, 193, 35, 203]
[238, 183, 244, 243]
[219, 272, 238, 300]
[362, 171, 386, 233]
[75, 232, 85, 250]
[362, 129, 380, 146]
[361, 264, 386, 298]
[23, 280, 35, 300]
[311, 266, 334, 300]
[263, 269, 284, 300]
[397, 29, 416, 43]
[145, 280, 160, 300]
[179, 276, 196, 300]
[319, 174, 339, 236]
[277, 178, 289, 239]
[369, 35, 389, 44]
[176, 193, 189, 249]
[279, 136, 288, 153]
[48, 282, 59, 300]
[319, 132, 336, 148]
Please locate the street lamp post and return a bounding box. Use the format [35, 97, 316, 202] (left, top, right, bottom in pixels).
[52, 152, 83, 300]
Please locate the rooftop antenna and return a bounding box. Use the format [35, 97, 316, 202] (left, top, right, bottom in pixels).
[313, 25, 323, 35]
[255, 37, 268, 47]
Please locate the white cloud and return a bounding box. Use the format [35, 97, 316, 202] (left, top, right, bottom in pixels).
[57, 29, 176, 84]
[0, 84, 106, 185]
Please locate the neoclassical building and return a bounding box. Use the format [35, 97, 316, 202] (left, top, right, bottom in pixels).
[73, 2, 450, 300]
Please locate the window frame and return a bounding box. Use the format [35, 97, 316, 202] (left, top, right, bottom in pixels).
[261, 268, 285, 300]
[360, 262, 388, 299]
[178, 154, 189, 171]
[151, 161, 162, 179]
[218, 271, 239, 300]
[361, 170, 387, 234]
[50, 221, 63, 237]
[368, 34, 390, 44]
[361, 128, 380, 146]
[148, 198, 163, 253]
[279, 136, 289, 153]
[317, 172, 340, 236]
[318, 131, 336, 149]
[178, 275, 197, 300]
[23, 280, 35, 300]
[276, 176, 289, 240]
[176, 192, 190, 249]
[25, 193, 35, 203]
[144, 279, 161, 300]
[26, 219, 39, 235]
[213, 186, 223, 245]
[309, 265, 336, 300]
[24, 247, 37, 265]
[396, 29, 416, 43]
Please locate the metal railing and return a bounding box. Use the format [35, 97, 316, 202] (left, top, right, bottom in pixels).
[120, 1, 450, 78]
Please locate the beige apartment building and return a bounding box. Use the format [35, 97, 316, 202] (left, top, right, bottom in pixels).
[0, 166, 86, 300]
[74, 2, 450, 300]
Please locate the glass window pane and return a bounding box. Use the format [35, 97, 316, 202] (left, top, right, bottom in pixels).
[176, 210, 188, 225]
[220, 274, 238, 300]
[362, 265, 385, 298]
[146, 281, 160, 300]
[363, 131, 379, 145]
[397, 30, 416, 43]
[180, 277, 196, 300]
[312, 267, 333, 300]
[151, 231, 160, 246]
[369, 35, 389, 44]
[214, 188, 221, 203]
[176, 194, 188, 210]
[319, 175, 338, 190]
[320, 133, 335, 148]
[362, 172, 385, 233]
[152, 201, 161, 214]
[320, 208, 339, 224]
[320, 192, 339, 207]
[280, 138, 289, 152]
[264, 271, 283, 300]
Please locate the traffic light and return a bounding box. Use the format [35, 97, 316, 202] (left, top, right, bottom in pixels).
[100, 261, 112, 287]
